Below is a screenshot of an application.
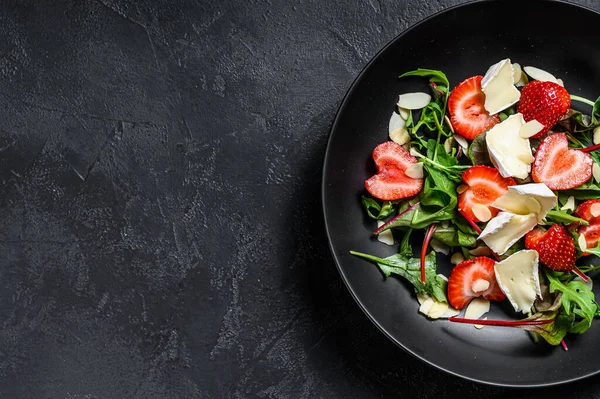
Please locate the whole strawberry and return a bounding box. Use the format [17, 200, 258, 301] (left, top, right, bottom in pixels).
[517, 80, 571, 139]
[525, 224, 576, 272]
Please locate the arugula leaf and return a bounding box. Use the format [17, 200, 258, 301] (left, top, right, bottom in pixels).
[432, 225, 477, 247]
[398, 228, 413, 257]
[545, 209, 589, 226]
[349, 250, 447, 302]
[361, 195, 396, 220]
[399, 68, 449, 87]
[561, 180, 600, 200]
[468, 132, 491, 165]
[546, 271, 598, 334]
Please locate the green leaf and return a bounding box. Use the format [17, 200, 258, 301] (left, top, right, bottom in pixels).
[545, 209, 589, 226]
[546, 271, 598, 334]
[361, 195, 396, 220]
[399, 68, 449, 87]
[398, 228, 413, 257]
[349, 250, 447, 302]
[468, 132, 491, 165]
[561, 180, 600, 200]
[432, 225, 477, 248]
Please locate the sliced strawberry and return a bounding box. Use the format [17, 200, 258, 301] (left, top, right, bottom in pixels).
[447, 256, 505, 310]
[365, 141, 423, 200]
[458, 165, 515, 222]
[517, 80, 571, 138]
[575, 199, 600, 251]
[525, 225, 576, 273]
[448, 75, 500, 140]
[532, 133, 592, 190]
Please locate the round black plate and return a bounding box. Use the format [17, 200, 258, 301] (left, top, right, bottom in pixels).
[323, 0, 600, 387]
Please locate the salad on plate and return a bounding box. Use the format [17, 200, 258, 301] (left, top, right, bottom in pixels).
[351, 58, 600, 348]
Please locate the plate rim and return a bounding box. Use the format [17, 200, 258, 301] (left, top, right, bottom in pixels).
[321, 0, 600, 388]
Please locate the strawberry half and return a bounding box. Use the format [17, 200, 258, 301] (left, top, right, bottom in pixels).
[447, 75, 501, 140]
[458, 165, 516, 222]
[365, 141, 423, 200]
[532, 133, 592, 190]
[575, 199, 600, 251]
[447, 256, 505, 310]
[517, 80, 571, 139]
[525, 225, 576, 273]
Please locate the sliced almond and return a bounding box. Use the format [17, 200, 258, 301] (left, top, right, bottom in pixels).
[389, 111, 406, 133]
[517, 153, 536, 164]
[397, 92, 432, 110]
[465, 297, 490, 328]
[410, 147, 424, 158]
[451, 252, 465, 265]
[472, 204, 492, 222]
[519, 119, 545, 139]
[444, 137, 455, 153]
[418, 298, 435, 315]
[579, 234, 588, 251]
[416, 292, 430, 306]
[444, 115, 455, 134]
[512, 63, 523, 85]
[561, 196, 576, 212]
[376, 221, 395, 245]
[404, 162, 424, 179]
[593, 126, 600, 145]
[441, 221, 450, 229]
[593, 163, 600, 183]
[469, 246, 492, 256]
[523, 66, 558, 83]
[427, 301, 450, 319]
[389, 127, 410, 145]
[591, 203, 600, 218]
[475, 317, 487, 329]
[471, 279, 490, 293]
[457, 184, 468, 194]
[453, 134, 468, 151]
[557, 78, 564, 87]
[430, 238, 449, 255]
[398, 107, 410, 120]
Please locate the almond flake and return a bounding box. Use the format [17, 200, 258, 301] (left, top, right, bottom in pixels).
[389, 111, 406, 133]
[376, 221, 395, 246]
[404, 162, 424, 179]
[475, 317, 487, 329]
[519, 119, 545, 139]
[444, 137, 455, 153]
[469, 246, 491, 256]
[512, 63, 523, 85]
[453, 134, 468, 151]
[561, 196, 576, 212]
[591, 203, 600, 218]
[410, 147, 423, 158]
[450, 252, 465, 265]
[579, 234, 588, 252]
[444, 115, 455, 134]
[398, 107, 410, 120]
[594, 164, 600, 183]
[457, 184, 468, 194]
[397, 92, 431, 110]
[389, 127, 410, 145]
[557, 78, 564, 87]
[472, 204, 492, 222]
[594, 126, 600, 145]
[430, 238, 449, 255]
[523, 66, 558, 83]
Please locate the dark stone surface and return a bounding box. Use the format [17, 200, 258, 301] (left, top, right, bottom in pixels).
[1, 0, 600, 397]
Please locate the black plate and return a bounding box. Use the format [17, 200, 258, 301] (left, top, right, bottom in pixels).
[322, 0, 600, 387]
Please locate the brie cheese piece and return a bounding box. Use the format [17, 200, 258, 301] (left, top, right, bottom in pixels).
[478, 211, 538, 255]
[492, 183, 557, 223]
[486, 113, 533, 179]
[494, 250, 541, 313]
[481, 59, 521, 114]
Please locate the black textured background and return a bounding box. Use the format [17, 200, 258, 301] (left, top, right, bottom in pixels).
[1, 0, 600, 398]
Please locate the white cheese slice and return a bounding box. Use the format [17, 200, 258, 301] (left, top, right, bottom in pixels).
[481, 59, 521, 114]
[397, 92, 431, 110]
[376, 221, 394, 245]
[478, 212, 538, 255]
[494, 250, 541, 313]
[492, 183, 557, 223]
[486, 113, 533, 179]
[388, 111, 406, 133]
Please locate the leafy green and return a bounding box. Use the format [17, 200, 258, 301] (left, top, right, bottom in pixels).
[546, 271, 598, 334]
[561, 180, 600, 200]
[545, 209, 589, 226]
[432, 225, 477, 248]
[361, 195, 396, 220]
[468, 132, 491, 165]
[398, 228, 413, 257]
[583, 241, 600, 257]
[349, 250, 447, 302]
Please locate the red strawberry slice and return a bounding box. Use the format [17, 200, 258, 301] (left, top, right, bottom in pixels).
[532, 133, 592, 190]
[365, 141, 423, 200]
[517, 80, 571, 139]
[447, 256, 505, 310]
[448, 75, 501, 140]
[575, 199, 600, 252]
[458, 165, 516, 222]
[525, 225, 576, 272]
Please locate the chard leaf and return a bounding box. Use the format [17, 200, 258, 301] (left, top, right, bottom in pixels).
[399, 68, 449, 87]
[561, 180, 600, 200]
[546, 271, 598, 334]
[468, 132, 491, 165]
[349, 250, 447, 302]
[361, 195, 396, 220]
